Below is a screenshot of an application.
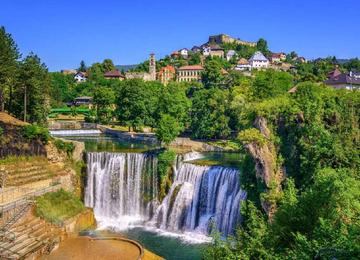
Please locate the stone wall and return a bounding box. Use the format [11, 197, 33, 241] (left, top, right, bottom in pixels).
[209, 34, 256, 47]
[62, 208, 96, 236]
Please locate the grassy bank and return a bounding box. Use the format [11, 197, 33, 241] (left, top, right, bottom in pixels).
[36, 189, 85, 225]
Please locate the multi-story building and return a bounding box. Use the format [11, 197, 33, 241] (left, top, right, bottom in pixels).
[209, 44, 224, 58]
[158, 65, 176, 85]
[177, 65, 204, 82]
[270, 52, 286, 63]
[249, 51, 269, 69]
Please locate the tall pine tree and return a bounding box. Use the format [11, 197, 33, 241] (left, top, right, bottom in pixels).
[0, 26, 20, 112]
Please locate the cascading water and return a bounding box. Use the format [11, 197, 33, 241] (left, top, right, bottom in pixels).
[50, 129, 101, 136]
[85, 152, 159, 229]
[154, 162, 246, 236]
[85, 151, 246, 237]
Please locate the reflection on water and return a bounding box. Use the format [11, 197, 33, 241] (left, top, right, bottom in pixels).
[189, 152, 243, 169]
[57, 134, 159, 153]
[59, 134, 243, 168]
[122, 228, 206, 260]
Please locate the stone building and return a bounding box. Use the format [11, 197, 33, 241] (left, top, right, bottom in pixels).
[125, 53, 157, 81]
[208, 34, 256, 47]
[177, 65, 204, 82]
[209, 44, 225, 58]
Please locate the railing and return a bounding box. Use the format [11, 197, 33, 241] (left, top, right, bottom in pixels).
[0, 186, 33, 205]
[0, 184, 62, 214]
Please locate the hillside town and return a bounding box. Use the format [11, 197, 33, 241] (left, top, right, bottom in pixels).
[61, 34, 359, 91]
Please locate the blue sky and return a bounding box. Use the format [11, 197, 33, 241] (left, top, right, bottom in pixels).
[1, 0, 359, 71]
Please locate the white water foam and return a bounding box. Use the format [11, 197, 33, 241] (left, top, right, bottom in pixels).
[50, 129, 101, 136]
[85, 152, 246, 244]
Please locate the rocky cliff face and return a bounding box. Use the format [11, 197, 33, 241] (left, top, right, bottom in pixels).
[244, 117, 284, 219]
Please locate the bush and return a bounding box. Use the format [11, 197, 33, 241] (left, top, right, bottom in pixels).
[54, 139, 75, 156]
[157, 149, 176, 181]
[238, 128, 267, 146]
[35, 189, 85, 225]
[0, 126, 4, 137]
[23, 124, 50, 144]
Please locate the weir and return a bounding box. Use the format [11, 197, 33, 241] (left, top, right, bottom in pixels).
[85, 152, 246, 237]
[50, 129, 102, 136]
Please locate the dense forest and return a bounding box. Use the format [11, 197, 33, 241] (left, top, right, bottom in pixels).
[1, 25, 359, 259]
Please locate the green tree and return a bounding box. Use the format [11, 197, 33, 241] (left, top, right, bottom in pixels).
[256, 38, 269, 55]
[115, 79, 149, 131]
[13, 53, 50, 124]
[155, 114, 182, 145]
[78, 60, 87, 72]
[188, 52, 201, 65]
[49, 72, 76, 106]
[0, 26, 20, 112]
[251, 69, 293, 100]
[202, 58, 224, 89]
[87, 62, 104, 81]
[102, 58, 116, 72]
[157, 82, 191, 129]
[191, 88, 231, 139]
[93, 86, 115, 123]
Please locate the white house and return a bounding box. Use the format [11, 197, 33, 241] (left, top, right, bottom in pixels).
[226, 50, 237, 61]
[202, 46, 211, 57]
[179, 48, 189, 58]
[74, 72, 87, 82]
[249, 51, 269, 69]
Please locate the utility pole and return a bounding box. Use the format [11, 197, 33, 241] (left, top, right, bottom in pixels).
[24, 85, 27, 122]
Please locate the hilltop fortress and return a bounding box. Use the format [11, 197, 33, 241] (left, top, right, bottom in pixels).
[208, 34, 256, 47]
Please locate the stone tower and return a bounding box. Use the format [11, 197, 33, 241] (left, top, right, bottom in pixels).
[149, 53, 156, 81]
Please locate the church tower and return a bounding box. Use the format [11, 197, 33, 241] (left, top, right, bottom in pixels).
[149, 53, 156, 81]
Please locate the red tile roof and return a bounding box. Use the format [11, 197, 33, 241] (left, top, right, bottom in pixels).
[159, 65, 176, 74]
[327, 68, 341, 79]
[238, 58, 249, 65]
[178, 65, 204, 70]
[104, 70, 124, 78]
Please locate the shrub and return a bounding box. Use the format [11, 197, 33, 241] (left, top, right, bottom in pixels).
[54, 139, 75, 156]
[23, 124, 50, 144]
[35, 189, 85, 225]
[157, 149, 176, 181]
[238, 128, 267, 146]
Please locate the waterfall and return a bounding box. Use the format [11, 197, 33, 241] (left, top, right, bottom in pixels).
[85, 151, 246, 237]
[50, 129, 101, 136]
[85, 152, 158, 229]
[153, 162, 246, 236]
[182, 151, 204, 162]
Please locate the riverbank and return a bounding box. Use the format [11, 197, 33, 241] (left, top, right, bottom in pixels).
[99, 124, 235, 152]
